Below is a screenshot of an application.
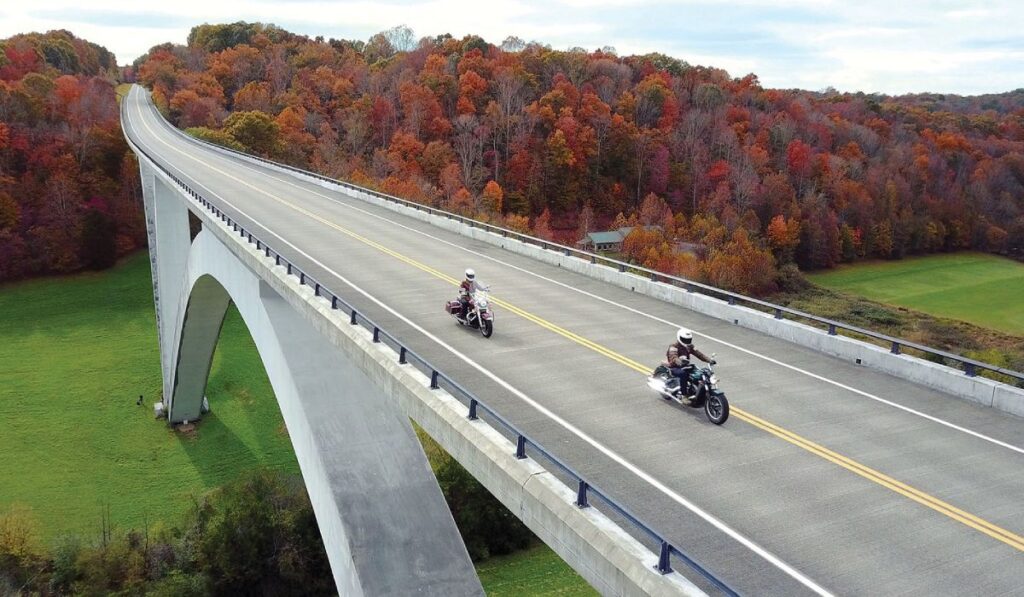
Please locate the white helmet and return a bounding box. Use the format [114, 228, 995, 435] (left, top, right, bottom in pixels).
[465, 268, 476, 280]
[677, 327, 693, 345]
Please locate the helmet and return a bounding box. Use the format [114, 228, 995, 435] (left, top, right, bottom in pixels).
[465, 268, 476, 280]
[676, 328, 693, 345]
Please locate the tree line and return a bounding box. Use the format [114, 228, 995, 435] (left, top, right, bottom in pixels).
[0, 30, 145, 282]
[131, 22, 1023, 296]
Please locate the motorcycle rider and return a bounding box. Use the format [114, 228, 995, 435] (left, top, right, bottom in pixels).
[666, 327, 715, 398]
[458, 268, 484, 320]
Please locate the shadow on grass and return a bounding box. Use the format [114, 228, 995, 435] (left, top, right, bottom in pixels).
[176, 410, 262, 488]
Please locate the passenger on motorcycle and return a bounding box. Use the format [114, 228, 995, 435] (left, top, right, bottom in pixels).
[459, 268, 485, 320]
[666, 327, 715, 398]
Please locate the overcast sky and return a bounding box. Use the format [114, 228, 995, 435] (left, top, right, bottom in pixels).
[1, 0, 1022, 95]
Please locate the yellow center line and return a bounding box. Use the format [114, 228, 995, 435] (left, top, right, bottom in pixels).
[133, 91, 1024, 554]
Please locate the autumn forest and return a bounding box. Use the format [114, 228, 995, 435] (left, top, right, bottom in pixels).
[2, 24, 1023, 296]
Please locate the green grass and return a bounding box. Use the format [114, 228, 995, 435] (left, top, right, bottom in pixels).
[0, 252, 592, 594]
[0, 253, 300, 543]
[477, 544, 597, 596]
[808, 252, 1024, 335]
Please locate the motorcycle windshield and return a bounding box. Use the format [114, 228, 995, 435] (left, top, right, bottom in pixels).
[473, 290, 489, 307]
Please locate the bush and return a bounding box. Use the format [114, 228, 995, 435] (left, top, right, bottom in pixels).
[428, 442, 534, 561]
[185, 469, 333, 596]
[775, 263, 810, 292]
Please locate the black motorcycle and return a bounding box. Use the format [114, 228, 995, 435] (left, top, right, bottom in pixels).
[647, 357, 729, 425]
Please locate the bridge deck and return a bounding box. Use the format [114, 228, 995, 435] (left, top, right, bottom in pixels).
[124, 86, 1024, 596]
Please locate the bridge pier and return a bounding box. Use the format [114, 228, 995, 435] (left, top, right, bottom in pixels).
[138, 173, 483, 594]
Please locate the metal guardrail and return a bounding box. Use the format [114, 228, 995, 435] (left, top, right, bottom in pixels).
[123, 95, 740, 595]
[152, 110, 1024, 386]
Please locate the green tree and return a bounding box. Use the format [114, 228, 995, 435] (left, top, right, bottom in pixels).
[224, 110, 280, 157]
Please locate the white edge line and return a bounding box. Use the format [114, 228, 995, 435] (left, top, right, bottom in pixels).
[127, 86, 834, 596]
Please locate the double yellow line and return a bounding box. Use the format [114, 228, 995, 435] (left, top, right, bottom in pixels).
[135, 95, 1024, 554]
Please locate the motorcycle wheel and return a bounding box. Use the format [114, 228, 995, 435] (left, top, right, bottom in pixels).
[705, 393, 729, 425]
[481, 319, 494, 338]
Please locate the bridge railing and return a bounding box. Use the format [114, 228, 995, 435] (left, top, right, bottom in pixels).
[153, 111, 1024, 387]
[123, 101, 739, 595]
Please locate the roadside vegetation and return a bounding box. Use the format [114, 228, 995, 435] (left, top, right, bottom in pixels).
[775, 260, 1024, 383]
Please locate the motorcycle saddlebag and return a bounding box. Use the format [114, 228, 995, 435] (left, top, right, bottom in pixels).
[445, 300, 462, 314]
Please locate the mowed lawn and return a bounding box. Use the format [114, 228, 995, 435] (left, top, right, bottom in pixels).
[0, 252, 590, 594]
[808, 253, 1024, 335]
[0, 253, 300, 542]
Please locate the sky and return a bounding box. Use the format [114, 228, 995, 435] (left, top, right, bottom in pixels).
[1, 0, 1022, 96]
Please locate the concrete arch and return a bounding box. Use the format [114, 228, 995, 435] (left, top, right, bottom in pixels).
[157, 227, 482, 595]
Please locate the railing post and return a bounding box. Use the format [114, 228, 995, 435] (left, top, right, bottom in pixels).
[468, 399, 478, 420]
[299, 272, 305, 285]
[399, 346, 407, 364]
[728, 296, 736, 305]
[828, 323, 837, 336]
[619, 263, 626, 272]
[515, 435, 526, 459]
[576, 480, 589, 508]
[372, 327, 380, 343]
[774, 308, 783, 319]
[430, 371, 439, 389]
[275, 254, 280, 266]
[350, 311, 357, 325]
[287, 263, 292, 275]
[331, 296, 338, 309]
[657, 541, 672, 574]
[314, 283, 320, 296]
[891, 341, 901, 355]
[964, 362, 977, 377]
[591, 255, 596, 264]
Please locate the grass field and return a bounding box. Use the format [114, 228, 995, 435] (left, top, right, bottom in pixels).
[808, 252, 1024, 335]
[0, 253, 301, 542]
[476, 544, 597, 596]
[0, 253, 588, 594]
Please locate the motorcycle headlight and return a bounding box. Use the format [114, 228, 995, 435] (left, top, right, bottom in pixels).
[709, 374, 719, 386]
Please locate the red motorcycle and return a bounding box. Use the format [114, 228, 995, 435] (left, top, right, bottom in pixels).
[445, 287, 494, 338]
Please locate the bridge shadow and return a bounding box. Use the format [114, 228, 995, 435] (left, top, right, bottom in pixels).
[176, 306, 298, 487]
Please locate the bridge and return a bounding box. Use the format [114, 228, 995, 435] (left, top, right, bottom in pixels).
[122, 84, 1024, 595]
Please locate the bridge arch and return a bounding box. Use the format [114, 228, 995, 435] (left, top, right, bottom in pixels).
[155, 224, 482, 595]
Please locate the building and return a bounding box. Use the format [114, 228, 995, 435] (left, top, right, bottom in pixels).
[577, 226, 664, 252]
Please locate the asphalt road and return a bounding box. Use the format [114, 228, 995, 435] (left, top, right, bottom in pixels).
[124, 85, 1024, 596]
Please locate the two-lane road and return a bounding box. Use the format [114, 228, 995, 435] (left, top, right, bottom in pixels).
[124, 85, 1024, 595]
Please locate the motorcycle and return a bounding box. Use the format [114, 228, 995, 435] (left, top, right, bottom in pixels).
[647, 355, 729, 425]
[445, 287, 495, 338]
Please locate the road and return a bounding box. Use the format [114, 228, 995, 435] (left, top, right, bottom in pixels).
[124, 85, 1024, 596]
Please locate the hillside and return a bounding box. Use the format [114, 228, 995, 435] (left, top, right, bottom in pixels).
[130, 22, 1024, 297]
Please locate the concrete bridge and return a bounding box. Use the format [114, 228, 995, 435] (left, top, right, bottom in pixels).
[122, 84, 1024, 596]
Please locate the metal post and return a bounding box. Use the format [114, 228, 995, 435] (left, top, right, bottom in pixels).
[828, 323, 837, 335]
[515, 435, 526, 459]
[399, 347, 407, 364]
[430, 371, 439, 389]
[965, 363, 977, 377]
[331, 296, 338, 309]
[657, 542, 672, 574]
[372, 328, 380, 343]
[576, 480, 589, 508]
[468, 399, 478, 420]
[891, 341, 900, 355]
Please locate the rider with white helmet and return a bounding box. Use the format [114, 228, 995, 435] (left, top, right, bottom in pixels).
[666, 327, 715, 398]
[458, 268, 483, 319]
